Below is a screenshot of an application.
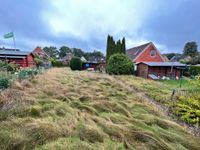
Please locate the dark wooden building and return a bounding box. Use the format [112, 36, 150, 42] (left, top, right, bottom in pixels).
[136, 62, 186, 80]
[82, 56, 106, 70]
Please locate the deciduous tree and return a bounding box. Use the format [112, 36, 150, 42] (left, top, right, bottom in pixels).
[183, 42, 198, 57]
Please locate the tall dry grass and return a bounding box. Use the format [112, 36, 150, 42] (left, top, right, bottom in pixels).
[0, 68, 199, 150]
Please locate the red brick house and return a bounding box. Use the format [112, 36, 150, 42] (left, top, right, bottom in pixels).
[126, 42, 186, 79]
[136, 62, 186, 79]
[126, 42, 166, 63]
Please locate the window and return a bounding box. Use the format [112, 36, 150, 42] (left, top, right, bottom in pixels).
[150, 50, 156, 57]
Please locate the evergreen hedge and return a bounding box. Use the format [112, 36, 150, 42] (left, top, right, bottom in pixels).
[70, 57, 82, 71]
[106, 54, 134, 75]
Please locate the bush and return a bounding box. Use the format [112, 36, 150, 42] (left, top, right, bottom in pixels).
[18, 68, 42, 80]
[52, 61, 67, 67]
[34, 55, 43, 67]
[106, 54, 134, 75]
[172, 94, 200, 126]
[0, 76, 9, 89]
[0, 61, 18, 73]
[70, 57, 82, 71]
[190, 66, 200, 76]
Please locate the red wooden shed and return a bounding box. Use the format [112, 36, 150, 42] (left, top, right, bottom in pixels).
[0, 48, 36, 67]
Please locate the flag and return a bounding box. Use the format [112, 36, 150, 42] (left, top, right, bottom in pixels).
[3, 32, 14, 39]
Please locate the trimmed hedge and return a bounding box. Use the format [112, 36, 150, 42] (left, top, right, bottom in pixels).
[190, 66, 200, 76]
[70, 57, 82, 71]
[106, 54, 134, 75]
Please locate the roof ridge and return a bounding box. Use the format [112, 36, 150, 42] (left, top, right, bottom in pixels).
[127, 42, 152, 51]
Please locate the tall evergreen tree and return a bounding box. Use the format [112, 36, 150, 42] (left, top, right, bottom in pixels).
[110, 36, 115, 57]
[122, 37, 126, 54]
[106, 35, 111, 62]
[116, 40, 121, 53]
[106, 35, 127, 63]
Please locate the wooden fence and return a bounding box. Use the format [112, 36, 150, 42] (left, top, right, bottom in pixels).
[171, 89, 200, 100]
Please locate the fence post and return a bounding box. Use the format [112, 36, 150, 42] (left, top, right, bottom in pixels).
[171, 89, 175, 101]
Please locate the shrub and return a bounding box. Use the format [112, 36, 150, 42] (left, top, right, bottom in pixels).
[106, 54, 134, 75]
[0, 76, 9, 89]
[70, 57, 82, 71]
[190, 66, 200, 76]
[52, 61, 67, 67]
[0, 61, 18, 73]
[18, 68, 41, 80]
[34, 55, 44, 67]
[172, 95, 200, 126]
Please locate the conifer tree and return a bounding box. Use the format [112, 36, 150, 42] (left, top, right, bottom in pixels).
[106, 35, 111, 62]
[110, 36, 115, 56]
[116, 40, 121, 53]
[106, 35, 127, 63]
[122, 37, 126, 54]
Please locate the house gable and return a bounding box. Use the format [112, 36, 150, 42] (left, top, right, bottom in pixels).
[134, 43, 165, 62]
[33, 47, 48, 57]
[126, 42, 151, 61]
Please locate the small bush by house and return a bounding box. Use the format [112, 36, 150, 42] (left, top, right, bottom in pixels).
[70, 57, 82, 71]
[106, 54, 134, 75]
[190, 66, 200, 76]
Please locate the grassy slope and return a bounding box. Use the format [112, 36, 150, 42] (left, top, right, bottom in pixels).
[0, 68, 200, 150]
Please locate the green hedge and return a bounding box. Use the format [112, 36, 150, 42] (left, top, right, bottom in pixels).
[106, 54, 134, 75]
[190, 66, 200, 76]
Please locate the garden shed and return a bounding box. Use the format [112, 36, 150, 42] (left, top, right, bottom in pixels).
[136, 62, 186, 79]
[0, 48, 36, 67]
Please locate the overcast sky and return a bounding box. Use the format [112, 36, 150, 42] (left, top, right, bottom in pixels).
[0, 0, 199, 54]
